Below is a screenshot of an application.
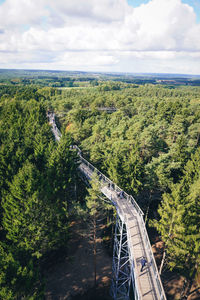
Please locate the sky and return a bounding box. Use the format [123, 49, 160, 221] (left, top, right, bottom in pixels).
[0, 0, 200, 75]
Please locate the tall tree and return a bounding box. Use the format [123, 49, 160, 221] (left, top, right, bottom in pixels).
[86, 174, 112, 287]
[151, 147, 200, 293]
[2, 161, 51, 256]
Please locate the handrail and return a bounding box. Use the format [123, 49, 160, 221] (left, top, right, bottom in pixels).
[73, 144, 166, 300]
[47, 112, 61, 140]
[49, 114, 166, 300]
[137, 214, 166, 300]
[72, 145, 144, 217]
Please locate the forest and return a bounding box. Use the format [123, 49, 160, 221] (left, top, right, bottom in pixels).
[1, 69, 200, 86]
[0, 86, 78, 299]
[0, 77, 200, 299]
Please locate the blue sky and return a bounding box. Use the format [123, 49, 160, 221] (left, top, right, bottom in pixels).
[128, 0, 153, 7]
[182, 0, 200, 22]
[0, 0, 200, 74]
[128, 0, 200, 22]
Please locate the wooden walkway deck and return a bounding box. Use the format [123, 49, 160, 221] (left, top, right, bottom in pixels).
[79, 160, 166, 300]
[48, 112, 166, 300]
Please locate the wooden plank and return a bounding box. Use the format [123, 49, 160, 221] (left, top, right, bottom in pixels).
[78, 163, 165, 300]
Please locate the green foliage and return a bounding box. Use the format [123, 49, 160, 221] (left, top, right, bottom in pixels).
[52, 84, 200, 195]
[0, 93, 77, 298]
[0, 98, 52, 203]
[48, 132, 77, 201]
[85, 175, 113, 286]
[2, 162, 42, 251]
[52, 83, 200, 278]
[152, 147, 200, 275]
[1, 80, 200, 293]
[86, 175, 102, 215]
[86, 174, 113, 216]
[0, 242, 44, 299]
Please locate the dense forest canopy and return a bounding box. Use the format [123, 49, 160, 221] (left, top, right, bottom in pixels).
[0, 88, 77, 299]
[0, 77, 199, 298]
[50, 84, 200, 191]
[49, 83, 200, 289]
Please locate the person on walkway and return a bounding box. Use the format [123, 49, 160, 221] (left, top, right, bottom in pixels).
[120, 191, 124, 199]
[140, 257, 147, 272]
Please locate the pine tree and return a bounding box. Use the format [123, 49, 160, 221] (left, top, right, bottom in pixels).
[151, 147, 200, 288]
[151, 184, 186, 272]
[123, 145, 144, 194]
[86, 174, 112, 287]
[2, 162, 46, 255]
[47, 132, 77, 204]
[0, 242, 44, 300]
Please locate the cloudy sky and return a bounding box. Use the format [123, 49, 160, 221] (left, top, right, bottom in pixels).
[0, 0, 200, 74]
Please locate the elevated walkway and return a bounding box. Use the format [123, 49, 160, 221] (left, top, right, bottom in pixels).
[78, 155, 166, 300]
[48, 113, 166, 300]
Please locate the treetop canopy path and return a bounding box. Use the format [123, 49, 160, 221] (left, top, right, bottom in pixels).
[48, 112, 167, 300]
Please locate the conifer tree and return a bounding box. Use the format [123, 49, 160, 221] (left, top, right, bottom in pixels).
[86, 174, 112, 287]
[151, 147, 200, 289]
[86, 175, 103, 287]
[47, 132, 77, 204]
[151, 184, 186, 273]
[0, 242, 43, 300]
[2, 161, 47, 256]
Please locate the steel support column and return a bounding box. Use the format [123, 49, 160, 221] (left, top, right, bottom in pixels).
[111, 215, 131, 300]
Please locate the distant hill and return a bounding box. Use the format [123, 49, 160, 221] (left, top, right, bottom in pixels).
[0, 68, 200, 86]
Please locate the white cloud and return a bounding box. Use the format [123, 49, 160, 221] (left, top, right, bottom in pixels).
[0, 0, 200, 73]
[0, 0, 49, 28]
[48, 0, 131, 25]
[117, 0, 199, 51]
[55, 51, 119, 68]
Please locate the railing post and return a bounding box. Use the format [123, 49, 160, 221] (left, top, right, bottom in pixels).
[49, 115, 167, 300]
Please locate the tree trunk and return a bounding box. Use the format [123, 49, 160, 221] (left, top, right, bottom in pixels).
[182, 263, 198, 299]
[93, 216, 97, 288]
[159, 249, 166, 275]
[145, 191, 152, 225]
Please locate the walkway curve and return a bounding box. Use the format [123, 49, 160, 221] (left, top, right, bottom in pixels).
[48, 112, 166, 300]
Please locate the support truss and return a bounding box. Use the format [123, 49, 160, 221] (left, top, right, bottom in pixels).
[50, 113, 167, 300]
[111, 215, 132, 300]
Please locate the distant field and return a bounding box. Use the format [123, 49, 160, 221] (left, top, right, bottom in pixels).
[1, 68, 200, 87]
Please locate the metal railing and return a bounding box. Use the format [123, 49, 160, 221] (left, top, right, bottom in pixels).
[73, 144, 166, 300]
[72, 145, 144, 217]
[50, 117, 166, 300]
[124, 214, 141, 300]
[137, 214, 166, 300]
[48, 112, 61, 140]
